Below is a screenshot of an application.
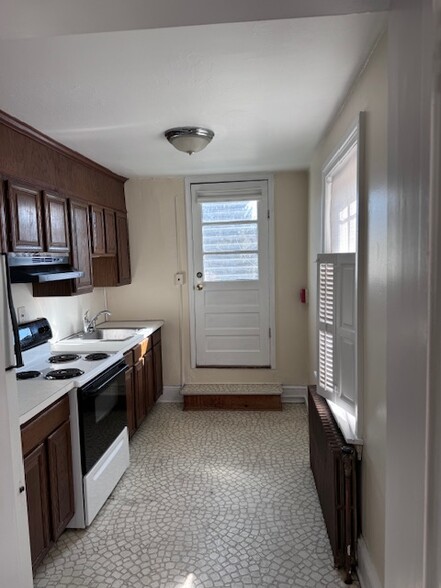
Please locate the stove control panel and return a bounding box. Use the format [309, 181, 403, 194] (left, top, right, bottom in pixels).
[18, 318, 53, 351]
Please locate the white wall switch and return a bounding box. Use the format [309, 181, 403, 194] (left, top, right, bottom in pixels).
[17, 306, 26, 323]
[175, 272, 185, 286]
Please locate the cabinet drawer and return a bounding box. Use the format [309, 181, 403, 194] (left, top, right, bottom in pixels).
[21, 396, 70, 457]
[152, 329, 161, 347]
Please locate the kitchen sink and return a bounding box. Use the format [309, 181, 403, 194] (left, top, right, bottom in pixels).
[71, 328, 137, 341]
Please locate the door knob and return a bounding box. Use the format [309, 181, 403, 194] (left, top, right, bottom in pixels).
[196, 283, 204, 290]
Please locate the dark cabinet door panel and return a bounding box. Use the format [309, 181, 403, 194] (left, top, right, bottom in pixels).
[116, 212, 131, 285]
[70, 199, 93, 293]
[144, 349, 155, 413]
[23, 443, 52, 571]
[8, 182, 44, 251]
[43, 191, 70, 252]
[125, 367, 136, 438]
[153, 341, 163, 401]
[134, 358, 146, 428]
[90, 206, 105, 255]
[0, 180, 7, 252]
[47, 420, 75, 540]
[104, 209, 117, 255]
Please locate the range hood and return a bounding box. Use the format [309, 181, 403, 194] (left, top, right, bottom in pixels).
[8, 253, 84, 283]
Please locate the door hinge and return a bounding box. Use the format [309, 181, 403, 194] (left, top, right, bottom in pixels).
[267, 209, 270, 219]
[269, 327, 272, 339]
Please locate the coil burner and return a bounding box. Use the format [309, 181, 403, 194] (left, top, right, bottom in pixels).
[17, 370, 41, 380]
[48, 354, 81, 364]
[85, 353, 110, 361]
[45, 368, 84, 380]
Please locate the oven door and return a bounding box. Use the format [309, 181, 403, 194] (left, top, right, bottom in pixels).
[78, 360, 128, 475]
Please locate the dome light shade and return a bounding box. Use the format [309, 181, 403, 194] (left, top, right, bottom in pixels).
[164, 127, 214, 155]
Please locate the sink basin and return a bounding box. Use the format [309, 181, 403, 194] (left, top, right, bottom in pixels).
[73, 328, 137, 341]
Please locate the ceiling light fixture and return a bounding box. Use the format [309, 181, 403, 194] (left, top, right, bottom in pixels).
[164, 127, 214, 155]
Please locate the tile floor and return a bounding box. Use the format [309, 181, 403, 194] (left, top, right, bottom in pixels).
[34, 404, 356, 588]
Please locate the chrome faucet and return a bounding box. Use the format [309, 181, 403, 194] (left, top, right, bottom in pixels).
[83, 309, 112, 333]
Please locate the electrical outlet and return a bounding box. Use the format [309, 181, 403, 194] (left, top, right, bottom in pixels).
[17, 306, 26, 323]
[175, 272, 185, 286]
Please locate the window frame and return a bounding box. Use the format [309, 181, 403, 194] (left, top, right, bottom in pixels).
[318, 113, 365, 443]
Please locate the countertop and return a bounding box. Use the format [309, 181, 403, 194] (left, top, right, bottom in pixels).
[18, 380, 74, 426]
[18, 319, 164, 425]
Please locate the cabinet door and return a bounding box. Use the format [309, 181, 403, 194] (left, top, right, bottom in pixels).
[23, 443, 51, 571]
[70, 200, 93, 294]
[104, 209, 117, 255]
[116, 212, 131, 285]
[125, 366, 136, 438]
[153, 341, 163, 401]
[90, 206, 106, 255]
[144, 348, 155, 413]
[43, 191, 70, 253]
[8, 181, 44, 252]
[47, 420, 74, 540]
[0, 181, 7, 252]
[134, 358, 146, 428]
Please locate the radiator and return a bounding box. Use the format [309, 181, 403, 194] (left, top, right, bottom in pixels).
[308, 386, 358, 584]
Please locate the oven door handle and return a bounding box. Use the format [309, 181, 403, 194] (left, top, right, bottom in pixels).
[80, 363, 128, 396]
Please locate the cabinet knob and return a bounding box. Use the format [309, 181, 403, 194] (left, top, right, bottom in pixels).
[19, 486, 25, 493]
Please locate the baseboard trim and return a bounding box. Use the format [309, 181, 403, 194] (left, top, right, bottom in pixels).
[157, 386, 182, 403]
[357, 536, 382, 588]
[282, 386, 307, 404]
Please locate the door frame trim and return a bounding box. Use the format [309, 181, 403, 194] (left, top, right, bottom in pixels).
[185, 173, 276, 369]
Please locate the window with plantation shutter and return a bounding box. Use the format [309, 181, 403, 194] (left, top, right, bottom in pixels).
[318, 261, 335, 398]
[318, 114, 364, 444]
[317, 253, 358, 436]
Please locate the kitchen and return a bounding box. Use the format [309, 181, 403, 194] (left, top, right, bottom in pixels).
[1, 5, 385, 587]
[0, 3, 436, 585]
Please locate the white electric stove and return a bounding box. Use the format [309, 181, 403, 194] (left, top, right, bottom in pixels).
[17, 319, 130, 528]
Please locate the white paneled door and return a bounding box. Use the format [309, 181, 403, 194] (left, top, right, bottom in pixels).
[189, 180, 272, 367]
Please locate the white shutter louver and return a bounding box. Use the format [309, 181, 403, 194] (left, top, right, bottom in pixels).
[317, 259, 336, 399]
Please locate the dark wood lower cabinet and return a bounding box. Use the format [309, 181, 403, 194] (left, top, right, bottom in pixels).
[124, 329, 163, 438]
[125, 365, 136, 438]
[144, 349, 155, 412]
[134, 357, 146, 428]
[23, 443, 51, 571]
[21, 396, 74, 574]
[153, 340, 163, 400]
[47, 420, 75, 540]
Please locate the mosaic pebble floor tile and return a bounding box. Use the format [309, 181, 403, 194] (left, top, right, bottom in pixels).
[34, 404, 358, 588]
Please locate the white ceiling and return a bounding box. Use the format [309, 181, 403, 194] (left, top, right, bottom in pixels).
[0, 13, 386, 177]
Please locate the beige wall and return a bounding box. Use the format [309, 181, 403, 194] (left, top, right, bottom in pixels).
[308, 34, 387, 584]
[107, 172, 309, 388]
[11, 285, 106, 342]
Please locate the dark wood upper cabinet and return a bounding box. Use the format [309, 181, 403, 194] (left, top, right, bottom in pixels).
[104, 209, 117, 255]
[70, 200, 93, 294]
[23, 443, 51, 572]
[116, 212, 131, 285]
[43, 191, 70, 253]
[0, 181, 7, 252]
[90, 206, 106, 255]
[8, 181, 44, 252]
